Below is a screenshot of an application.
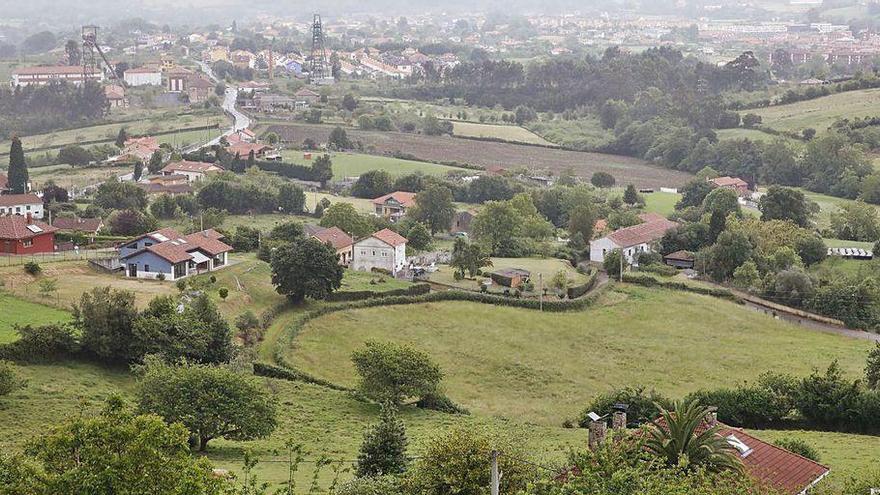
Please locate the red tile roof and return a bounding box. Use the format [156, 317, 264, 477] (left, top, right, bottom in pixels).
[606, 216, 677, 248]
[662, 249, 694, 261]
[120, 228, 231, 263]
[0, 215, 57, 240]
[226, 142, 272, 156]
[52, 217, 103, 233]
[313, 226, 354, 250]
[371, 191, 417, 208]
[370, 228, 407, 247]
[711, 176, 749, 188]
[160, 160, 222, 174]
[0, 193, 42, 207]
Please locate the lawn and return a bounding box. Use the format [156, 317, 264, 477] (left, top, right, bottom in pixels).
[281, 150, 466, 178]
[451, 121, 557, 146]
[339, 269, 413, 292]
[289, 286, 873, 427]
[27, 163, 133, 190]
[428, 256, 584, 293]
[749, 88, 880, 135]
[0, 293, 72, 343]
[642, 191, 681, 217]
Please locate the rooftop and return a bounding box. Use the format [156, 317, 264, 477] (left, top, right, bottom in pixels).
[0, 215, 57, 240]
[371, 191, 417, 208]
[369, 228, 407, 247]
[313, 226, 354, 250]
[0, 193, 42, 207]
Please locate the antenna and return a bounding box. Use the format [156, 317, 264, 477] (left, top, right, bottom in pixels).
[309, 14, 332, 84]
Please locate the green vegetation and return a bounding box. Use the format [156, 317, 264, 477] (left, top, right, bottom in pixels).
[451, 121, 556, 146]
[429, 256, 585, 291]
[0, 294, 72, 344]
[289, 286, 872, 426]
[527, 116, 615, 150]
[750, 88, 880, 134]
[642, 192, 681, 217]
[281, 150, 465, 178]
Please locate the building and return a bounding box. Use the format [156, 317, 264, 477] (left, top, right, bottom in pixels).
[137, 182, 194, 197]
[0, 214, 57, 254]
[113, 136, 161, 163]
[372, 191, 417, 221]
[123, 66, 162, 86]
[160, 160, 223, 182]
[709, 176, 750, 197]
[589, 213, 677, 264]
[450, 210, 474, 234]
[293, 87, 320, 106]
[311, 226, 355, 265]
[352, 228, 408, 275]
[662, 250, 695, 269]
[104, 84, 126, 108]
[186, 74, 215, 103]
[52, 217, 104, 242]
[225, 142, 273, 159]
[490, 268, 531, 288]
[11, 65, 104, 87]
[119, 227, 232, 280]
[0, 194, 44, 219]
[165, 67, 191, 93]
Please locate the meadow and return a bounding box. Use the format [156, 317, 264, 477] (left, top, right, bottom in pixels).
[526, 116, 616, 151]
[451, 121, 557, 146]
[749, 88, 880, 135]
[0, 294, 72, 343]
[289, 285, 873, 427]
[280, 150, 466, 178]
[428, 256, 585, 292]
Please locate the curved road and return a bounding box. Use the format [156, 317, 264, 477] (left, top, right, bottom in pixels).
[189, 60, 250, 150]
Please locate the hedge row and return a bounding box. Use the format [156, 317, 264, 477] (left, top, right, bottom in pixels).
[325, 283, 431, 302]
[252, 362, 353, 392]
[622, 273, 739, 301]
[567, 269, 599, 299]
[253, 159, 321, 182]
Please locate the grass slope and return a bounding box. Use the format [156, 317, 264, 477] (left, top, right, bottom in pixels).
[281, 150, 464, 178]
[452, 121, 557, 146]
[750, 88, 880, 134]
[290, 286, 872, 427]
[0, 294, 72, 343]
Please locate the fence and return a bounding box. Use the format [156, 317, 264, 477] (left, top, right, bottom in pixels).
[0, 248, 115, 267]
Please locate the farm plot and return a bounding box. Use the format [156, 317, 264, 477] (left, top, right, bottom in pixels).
[749, 88, 880, 135]
[451, 121, 558, 146]
[264, 123, 693, 189]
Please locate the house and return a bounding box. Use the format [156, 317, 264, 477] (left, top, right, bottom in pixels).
[231, 50, 256, 68]
[225, 142, 273, 159]
[662, 250, 695, 269]
[293, 87, 320, 106]
[589, 213, 677, 264]
[254, 94, 296, 112]
[104, 84, 126, 108]
[352, 228, 407, 275]
[311, 226, 354, 265]
[113, 136, 161, 163]
[372, 191, 417, 221]
[137, 182, 194, 197]
[0, 214, 57, 254]
[52, 217, 104, 242]
[165, 67, 191, 92]
[123, 66, 162, 86]
[0, 194, 44, 219]
[490, 268, 531, 288]
[160, 160, 223, 182]
[709, 176, 750, 197]
[119, 227, 232, 280]
[11, 65, 104, 87]
[450, 211, 474, 234]
[186, 73, 215, 103]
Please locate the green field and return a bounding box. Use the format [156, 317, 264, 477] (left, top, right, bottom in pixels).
[289, 286, 873, 427]
[451, 121, 557, 146]
[750, 88, 880, 134]
[429, 256, 583, 293]
[281, 150, 466, 178]
[715, 127, 797, 144]
[643, 191, 681, 216]
[527, 116, 615, 150]
[0, 294, 72, 343]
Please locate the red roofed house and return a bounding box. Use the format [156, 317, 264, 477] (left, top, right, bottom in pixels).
[372, 191, 417, 221]
[160, 160, 223, 182]
[52, 217, 104, 242]
[118, 227, 232, 280]
[114, 136, 161, 164]
[0, 194, 45, 219]
[104, 84, 127, 108]
[225, 141, 273, 159]
[0, 215, 57, 254]
[310, 226, 355, 265]
[352, 228, 408, 275]
[709, 176, 750, 197]
[589, 212, 677, 264]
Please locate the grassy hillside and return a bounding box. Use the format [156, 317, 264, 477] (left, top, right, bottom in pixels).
[281, 150, 465, 178]
[750, 88, 880, 135]
[452, 121, 557, 146]
[0, 294, 72, 343]
[289, 285, 873, 427]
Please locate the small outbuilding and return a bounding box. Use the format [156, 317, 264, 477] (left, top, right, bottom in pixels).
[663, 250, 695, 269]
[490, 268, 531, 288]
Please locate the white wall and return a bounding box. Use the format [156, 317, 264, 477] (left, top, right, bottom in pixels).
[124, 72, 162, 86]
[352, 237, 405, 274]
[0, 202, 44, 219]
[590, 238, 652, 265]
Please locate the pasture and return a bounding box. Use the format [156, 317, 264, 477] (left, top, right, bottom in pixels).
[280, 150, 466, 178]
[526, 116, 616, 150]
[451, 121, 557, 146]
[428, 256, 585, 293]
[0, 294, 72, 343]
[749, 88, 880, 134]
[288, 285, 873, 427]
[264, 123, 693, 189]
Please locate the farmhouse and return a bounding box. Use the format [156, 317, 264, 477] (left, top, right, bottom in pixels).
[352, 228, 407, 275]
[160, 160, 223, 182]
[11, 65, 104, 87]
[119, 227, 232, 281]
[372, 191, 417, 221]
[589, 213, 677, 264]
[0, 194, 44, 219]
[104, 84, 126, 108]
[709, 176, 750, 197]
[0, 215, 57, 254]
[311, 226, 355, 266]
[123, 66, 163, 86]
[226, 142, 274, 159]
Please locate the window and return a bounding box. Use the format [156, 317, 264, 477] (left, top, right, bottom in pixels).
[372, 250, 376, 256]
[25, 205, 31, 211]
[144, 264, 151, 272]
[145, 242, 153, 247]
[382, 251, 387, 257]
[22, 239, 33, 247]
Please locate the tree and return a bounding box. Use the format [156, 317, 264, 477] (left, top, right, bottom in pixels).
[0, 397, 227, 494]
[406, 222, 432, 250]
[603, 248, 627, 279]
[830, 201, 880, 242]
[270, 221, 305, 243]
[356, 403, 408, 478]
[591, 171, 616, 188]
[135, 357, 277, 451]
[0, 360, 24, 398]
[7, 136, 29, 194]
[342, 94, 359, 111]
[867, 343, 880, 390]
[567, 204, 597, 243]
[351, 169, 394, 199]
[94, 179, 148, 210]
[705, 230, 752, 281]
[65, 39, 81, 65]
[73, 287, 139, 363]
[741, 113, 762, 128]
[147, 150, 164, 174]
[133, 160, 144, 182]
[645, 400, 742, 473]
[108, 209, 158, 236]
[328, 126, 352, 149]
[115, 128, 129, 148]
[270, 238, 344, 303]
[472, 200, 520, 255]
[759, 186, 812, 227]
[312, 154, 334, 188]
[57, 145, 93, 167]
[411, 184, 455, 234]
[676, 180, 713, 209]
[450, 237, 492, 278]
[351, 340, 443, 405]
[277, 183, 306, 213]
[320, 202, 374, 238]
[623, 184, 640, 205]
[40, 181, 68, 203]
[732, 261, 761, 292]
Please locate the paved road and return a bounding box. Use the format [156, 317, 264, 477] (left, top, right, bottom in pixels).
[190, 61, 250, 150]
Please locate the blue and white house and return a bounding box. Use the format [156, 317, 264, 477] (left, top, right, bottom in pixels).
[119, 228, 232, 281]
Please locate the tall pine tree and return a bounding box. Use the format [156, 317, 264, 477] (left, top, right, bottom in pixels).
[355, 403, 408, 477]
[8, 136, 28, 194]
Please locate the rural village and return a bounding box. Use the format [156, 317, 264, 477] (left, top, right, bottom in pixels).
[4, 1, 880, 494]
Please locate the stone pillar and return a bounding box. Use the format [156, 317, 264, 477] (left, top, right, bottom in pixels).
[588, 420, 607, 451]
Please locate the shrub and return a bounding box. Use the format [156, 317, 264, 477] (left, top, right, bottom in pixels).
[23, 261, 41, 276]
[218, 287, 228, 300]
[0, 324, 78, 362]
[351, 340, 443, 405]
[0, 360, 25, 397]
[175, 279, 186, 292]
[580, 386, 671, 427]
[416, 392, 470, 415]
[773, 438, 820, 462]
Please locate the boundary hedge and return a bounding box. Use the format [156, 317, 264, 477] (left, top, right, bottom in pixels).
[622, 273, 739, 301]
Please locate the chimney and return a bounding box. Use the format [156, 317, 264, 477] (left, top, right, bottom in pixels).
[706, 406, 718, 427]
[25, 212, 32, 224]
[588, 419, 607, 451]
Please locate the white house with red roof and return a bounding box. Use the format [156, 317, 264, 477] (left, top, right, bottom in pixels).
[160, 160, 223, 182]
[118, 227, 232, 280]
[589, 213, 677, 264]
[352, 228, 408, 275]
[0, 194, 44, 219]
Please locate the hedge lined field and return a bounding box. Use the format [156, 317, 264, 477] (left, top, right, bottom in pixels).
[451, 121, 558, 146]
[0, 294, 72, 343]
[749, 88, 880, 134]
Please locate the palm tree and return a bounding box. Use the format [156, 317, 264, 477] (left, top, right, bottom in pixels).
[645, 400, 743, 473]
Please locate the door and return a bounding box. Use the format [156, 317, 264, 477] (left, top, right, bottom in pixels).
[128, 263, 137, 277]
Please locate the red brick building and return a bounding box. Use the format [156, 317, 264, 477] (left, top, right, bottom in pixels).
[0, 215, 57, 255]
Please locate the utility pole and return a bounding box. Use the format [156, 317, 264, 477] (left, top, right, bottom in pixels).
[619, 248, 624, 283]
[490, 450, 500, 495]
[538, 273, 543, 311]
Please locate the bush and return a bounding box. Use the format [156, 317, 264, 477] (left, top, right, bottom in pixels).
[580, 386, 671, 427]
[218, 287, 228, 300]
[324, 283, 431, 302]
[23, 261, 41, 276]
[0, 360, 24, 397]
[684, 376, 795, 428]
[0, 324, 78, 362]
[416, 392, 470, 415]
[351, 341, 443, 405]
[773, 438, 820, 462]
